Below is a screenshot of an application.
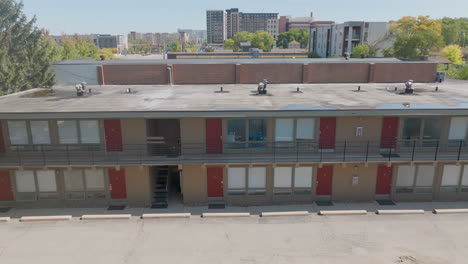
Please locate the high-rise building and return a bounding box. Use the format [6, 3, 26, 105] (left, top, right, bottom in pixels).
[239, 12, 278, 33]
[279, 13, 333, 33]
[225, 8, 240, 39]
[267, 19, 279, 40]
[206, 10, 227, 44]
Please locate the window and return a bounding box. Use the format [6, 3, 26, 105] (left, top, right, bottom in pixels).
[30, 121, 51, 144]
[8, 121, 29, 145]
[395, 165, 435, 194]
[274, 166, 313, 195]
[14, 170, 57, 201]
[441, 165, 468, 193]
[57, 120, 100, 145]
[227, 167, 266, 195]
[227, 119, 266, 148]
[402, 118, 441, 147]
[64, 169, 107, 200]
[448, 117, 468, 147]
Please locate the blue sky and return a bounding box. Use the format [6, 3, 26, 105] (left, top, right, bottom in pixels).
[21, 0, 468, 35]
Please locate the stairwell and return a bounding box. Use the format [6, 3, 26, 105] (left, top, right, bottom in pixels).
[152, 167, 169, 208]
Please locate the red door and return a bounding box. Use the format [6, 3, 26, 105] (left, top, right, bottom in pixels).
[316, 166, 333, 196]
[207, 167, 224, 198]
[376, 165, 393, 195]
[206, 119, 223, 154]
[108, 168, 127, 199]
[104, 120, 123, 152]
[380, 117, 399, 149]
[0, 171, 14, 201]
[0, 125, 5, 153]
[319, 117, 336, 150]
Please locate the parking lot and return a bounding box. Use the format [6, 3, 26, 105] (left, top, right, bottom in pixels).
[1, 203, 468, 264]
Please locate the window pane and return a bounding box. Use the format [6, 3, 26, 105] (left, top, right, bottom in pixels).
[396, 165, 415, 187]
[30, 121, 51, 144]
[248, 119, 266, 141]
[80, 120, 100, 144]
[84, 169, 105, 190]
[36, 170, 57, 192]
[294, 167, 313, 188]
[274, 167, 292, 188]
[402, 118, 421, 140]
[227, 120, 246, 142]
[416, 165, 435, 187]
[422, 118, 441, 141]
[58, 120, 78, 144]
[296, 119, 315, 140]
[227, 168, 246, 189]
[248, 167, 266, 189]
[462, 165, 468, 186]
[8, 121, 29, 145]
[448, 117, 468, 140]
[441, 165, 461, 186]
[15, 170, 36, 192]
[275, 119, 294, 141]
[64, 170, 84, 191]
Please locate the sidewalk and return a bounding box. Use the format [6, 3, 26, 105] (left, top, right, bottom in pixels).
[3, 201, 468, 218]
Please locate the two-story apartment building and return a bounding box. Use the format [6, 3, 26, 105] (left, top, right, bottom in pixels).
[1, 79, 468, 209]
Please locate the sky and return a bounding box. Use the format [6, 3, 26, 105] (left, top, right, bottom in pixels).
[20, 0, 468, 35]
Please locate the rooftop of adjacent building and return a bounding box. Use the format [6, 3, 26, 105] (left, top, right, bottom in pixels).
[53, 57, 435, 65]
[1, 80, 467, 118]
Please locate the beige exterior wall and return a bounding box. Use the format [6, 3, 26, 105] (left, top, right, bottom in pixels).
[332, 163, 377, 201]
[335, 116, 382, 142]
[120, 118, 146, 148]
[181, 164, 207, 205]
[180, 118, 205, 154]
[124, 166, 151, 207]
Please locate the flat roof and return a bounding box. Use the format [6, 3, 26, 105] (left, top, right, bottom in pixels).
[53, 58, 436, 65]
[1, 80, 468, 119]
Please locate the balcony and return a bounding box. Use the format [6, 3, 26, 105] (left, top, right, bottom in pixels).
[0, 140, 467, 167]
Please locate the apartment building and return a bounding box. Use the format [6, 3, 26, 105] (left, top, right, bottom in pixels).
[226, 8, 241, 39]
[2, 59, 453, 209]
[52, 34, 128, 51]
[279, 13, 334, 33]
[240, 12, 278, 33]
[309, 21, 391, 58]
[267, 19, 279, 40]
[206, 10, 227, 44]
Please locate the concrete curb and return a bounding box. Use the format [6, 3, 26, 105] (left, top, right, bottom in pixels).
[19, 215, 72, 222]
[142, 213, 191, 219]
[260, 211, 309, 217]
[0, 217, 10, 222]
[80, 214, 132, 220]
[376, 209, 425, 215]
[319, 210, 367, 216]
[201, 212, 250, 218]
[433, 209, 468, 214]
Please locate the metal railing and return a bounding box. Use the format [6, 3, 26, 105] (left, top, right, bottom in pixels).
[1, 139, 468, 167]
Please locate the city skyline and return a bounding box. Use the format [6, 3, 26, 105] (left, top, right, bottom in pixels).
[20, 0, 468, 35]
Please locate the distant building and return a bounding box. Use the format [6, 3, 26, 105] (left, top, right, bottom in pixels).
[309, 21, 392, 58]
[52, 34, 128, 52]
[267, 19, 279, 40]
[225, 8, 240, 39]
[288, 40, 301, 49]
[206, 10, 227, 44]
[177, 29, 207, 43]
[240, 12, 278, 33]
[279, 13, 333, 33]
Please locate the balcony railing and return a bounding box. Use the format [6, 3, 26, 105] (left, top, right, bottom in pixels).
[1, 140, 468, 167]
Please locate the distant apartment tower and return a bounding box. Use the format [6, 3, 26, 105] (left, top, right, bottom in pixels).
[279, 13, 333, 33]
[309, 21, 391, 57]
[52, 34, 128, 51]
[206, 10, 226, 44]
[225, 8, 240, 39]
[267, 19, 279, 40]
[240, 12, 278, 33]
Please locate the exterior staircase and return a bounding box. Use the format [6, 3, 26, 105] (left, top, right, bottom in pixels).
[152, 167, 169, 208]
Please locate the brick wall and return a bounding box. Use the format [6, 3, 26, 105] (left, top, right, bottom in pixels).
[101, 65, 168, 85]
[98, 62, 437, 85]
[173, 64, 236, 84]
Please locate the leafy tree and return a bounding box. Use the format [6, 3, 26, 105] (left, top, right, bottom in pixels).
[0, 0, 57, 94]
[205, 46, 215, 52]
[391, 16, 443, 58]
[441, 17, 468, 47]
[251, 31, 274, 52]
[382, 47, 394, 57]
[308, 52, 321, 58]
[224, 39, 235, 50]
[442, 45, 464, 65]
[277, 29, 309, 49]
[97, 48, 116, 60]
[59, 35, 101, 60]
[232, 31, 254, 52]
[170, 41, 181, 52]
[351, 44, 372, 58]
[127, 39, 151, 54]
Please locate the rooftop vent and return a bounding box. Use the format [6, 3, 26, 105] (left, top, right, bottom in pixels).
[257, 79, 268, 95]
[404, 80, 414, 94]
[215, 86, 229, 93]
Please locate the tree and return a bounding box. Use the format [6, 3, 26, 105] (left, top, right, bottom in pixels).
[351, 44, 372, 58]
[0, 0, 56, 94]
[232, 31, 254, 52]
[441, 17, 468, 47]
[442, 45, 464, 65]
[251, 31, 275, 52]
[391, 16, 443, 58]
[277, 29, 309, 49]
[170, 41, 181, 52]
[224, 39, 235, 50]
[205, 46, 215, 52]
[382, 47, 394, 57]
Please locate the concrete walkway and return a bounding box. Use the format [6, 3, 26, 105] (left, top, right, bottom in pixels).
[2, 201, 468, 218]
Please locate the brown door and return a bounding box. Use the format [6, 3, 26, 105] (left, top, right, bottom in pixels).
[108, 168, 127, 199]
[207, 167, 224, 198]
[316, 166, 333, 196]
[319, 117, 336, 150]
[206, 119, 223, 154]
[104, 120, 123, 152]
[376, 165, 393, 195]
[0, 171, 14, 201]
[380, 117, 399, 149]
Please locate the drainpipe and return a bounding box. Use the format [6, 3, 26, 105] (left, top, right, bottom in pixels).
[167, 65, 173, 86]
